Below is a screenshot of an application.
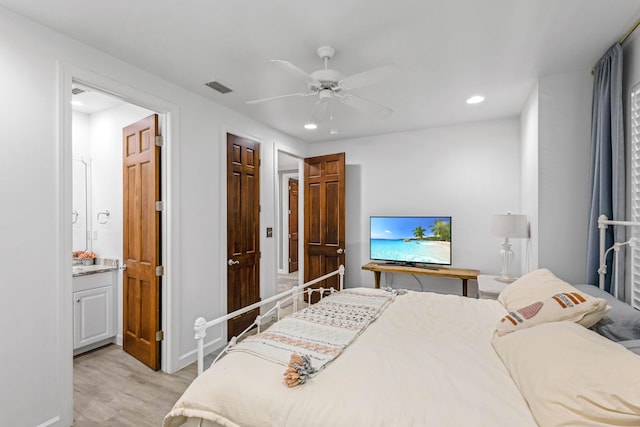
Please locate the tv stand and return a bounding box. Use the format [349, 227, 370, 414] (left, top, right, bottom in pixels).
[362, 262, 479, 297]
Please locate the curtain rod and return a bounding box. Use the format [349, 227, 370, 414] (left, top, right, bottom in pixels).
[620, 17, 640, 44]
[591, 17, 640, 75]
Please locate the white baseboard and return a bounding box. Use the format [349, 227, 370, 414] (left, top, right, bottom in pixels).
[37, 416, 61, 427]
[73, 337, 117, 356]
[176, 336, 225, 371]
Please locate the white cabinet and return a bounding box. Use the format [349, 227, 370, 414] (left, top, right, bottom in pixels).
[73, 270, 116, 353]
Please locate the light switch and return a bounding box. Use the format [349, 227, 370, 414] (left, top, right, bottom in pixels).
[266, 227, 273, 238]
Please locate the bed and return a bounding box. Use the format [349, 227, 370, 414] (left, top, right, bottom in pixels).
[165, 218, 640, 427]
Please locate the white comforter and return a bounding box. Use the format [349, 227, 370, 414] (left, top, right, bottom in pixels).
[164, 290, 538, 427]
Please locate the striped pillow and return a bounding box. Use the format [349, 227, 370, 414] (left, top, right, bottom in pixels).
[496, 291, 609, 336]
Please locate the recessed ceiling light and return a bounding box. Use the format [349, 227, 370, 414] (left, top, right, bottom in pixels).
[304, 123, 317, 130]
[71, 100, 83, 106]
[466, 95, 485, 104]
[329, 129, 339, 135]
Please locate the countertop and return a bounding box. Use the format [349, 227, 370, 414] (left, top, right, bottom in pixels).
[72, 258, 119, 277]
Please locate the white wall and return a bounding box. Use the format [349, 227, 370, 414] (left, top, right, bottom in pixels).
[308, 118, 522, 295]
[520, 84, 539, 274]
[0, 6, 306, 426]
[519, 69, 592, 285]
[536, 70, 593, 284]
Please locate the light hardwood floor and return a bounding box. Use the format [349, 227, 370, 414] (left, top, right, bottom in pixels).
[73, 283, 302, 426]
[73, 345, 215, 426]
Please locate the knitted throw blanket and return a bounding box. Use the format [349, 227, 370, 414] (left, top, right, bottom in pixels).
[227, 288, 395, 384]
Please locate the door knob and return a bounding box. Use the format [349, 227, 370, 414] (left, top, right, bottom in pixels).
[120, 264, 127, 271]
[336, 248, 344, 254]
[228, 259, 240, 266]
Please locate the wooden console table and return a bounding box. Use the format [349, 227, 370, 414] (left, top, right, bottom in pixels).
[361, 262, 479, 297]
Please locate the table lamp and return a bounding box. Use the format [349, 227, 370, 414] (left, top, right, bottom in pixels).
[491, 213, 529, 283]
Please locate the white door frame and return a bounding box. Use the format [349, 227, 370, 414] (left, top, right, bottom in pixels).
[57, 63, 181, 417]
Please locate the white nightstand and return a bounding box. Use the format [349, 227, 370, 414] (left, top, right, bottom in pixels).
[477, 275, 510, 299]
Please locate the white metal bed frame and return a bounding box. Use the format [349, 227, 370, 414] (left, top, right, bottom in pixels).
[193, 265, 345, 375]
[189, 218, 634, 377]
[597, 214, 640, 302]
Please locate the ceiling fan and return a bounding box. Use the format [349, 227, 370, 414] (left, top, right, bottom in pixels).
[247, 46, 394, 124]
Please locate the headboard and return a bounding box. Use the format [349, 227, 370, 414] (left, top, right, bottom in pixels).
[597, 214, 640, 308]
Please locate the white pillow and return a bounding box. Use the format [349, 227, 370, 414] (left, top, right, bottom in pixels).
[497, 268, 609, 328]
[493, 321, 640, 426]
[496, 291, 609, 336]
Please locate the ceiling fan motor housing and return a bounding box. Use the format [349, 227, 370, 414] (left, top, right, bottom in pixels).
[310, 69, 343, 91]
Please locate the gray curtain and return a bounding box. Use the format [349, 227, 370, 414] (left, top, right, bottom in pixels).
[586, 43, 624, 298]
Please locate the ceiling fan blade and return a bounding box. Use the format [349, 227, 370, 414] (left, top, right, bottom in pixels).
[246, 91, 314, 104]
[308, 97, 331, 124]
[340, 94, 393, 118]
[271, 59, 319, 86]
[339, 64, 395, 90]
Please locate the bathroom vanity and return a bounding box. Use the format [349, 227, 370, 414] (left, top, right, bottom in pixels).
[72, 259, 118, 355]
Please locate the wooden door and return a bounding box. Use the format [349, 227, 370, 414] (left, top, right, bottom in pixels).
[227, 134, 261, 340]
[122, 114, 161, 370]
[304, 153, 346, 301]
[288, 178, 299, 273]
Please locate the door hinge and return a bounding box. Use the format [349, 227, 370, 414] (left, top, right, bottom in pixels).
[156, 330, 164, 341]
[156, 265, 165, 276]
[288, 209, 291, 214]
[156, 201, 165, 212]
[155, 135, 164, 147]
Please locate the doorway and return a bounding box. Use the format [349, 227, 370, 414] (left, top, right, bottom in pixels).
[70, 82, 166, 370]
[277, 151, 302, 293]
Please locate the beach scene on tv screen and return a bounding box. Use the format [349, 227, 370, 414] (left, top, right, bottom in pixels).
[370, 217, 451, 264]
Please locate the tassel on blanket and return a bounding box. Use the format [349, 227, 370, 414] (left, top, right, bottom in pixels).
[284, 353, 316, 387]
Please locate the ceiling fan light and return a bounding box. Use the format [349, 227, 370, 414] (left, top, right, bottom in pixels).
[304, 122, 317, 130]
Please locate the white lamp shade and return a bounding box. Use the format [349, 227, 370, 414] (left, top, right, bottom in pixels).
[491, 214, 529, 238]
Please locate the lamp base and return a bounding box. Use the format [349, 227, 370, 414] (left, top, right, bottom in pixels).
[495, 275, 517, 283]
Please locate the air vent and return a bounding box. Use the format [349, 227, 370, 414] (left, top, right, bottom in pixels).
[205, 81, 233, 94]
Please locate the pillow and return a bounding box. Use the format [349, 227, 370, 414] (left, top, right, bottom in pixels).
[492, 321, 640, 426]
[576, 284, 640, 341]
[497, 268, 610, 328]
[495, 291, 609, 336]
[620, 339, 640, 356]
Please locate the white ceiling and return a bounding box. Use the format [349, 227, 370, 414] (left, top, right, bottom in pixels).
[3, 0, 640, 142]
[71, 84, 126, 114]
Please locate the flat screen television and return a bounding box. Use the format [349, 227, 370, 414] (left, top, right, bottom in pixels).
[370, 216, 452, 266]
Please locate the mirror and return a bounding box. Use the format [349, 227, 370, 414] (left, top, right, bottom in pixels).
[72, 158, 91, 252]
